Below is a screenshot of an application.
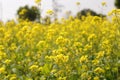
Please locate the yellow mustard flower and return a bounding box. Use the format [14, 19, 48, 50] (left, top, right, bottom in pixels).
[76, 2, 80, 6]
[96, 51, 105, 58]
[4, 59, 11, 64]
[29, 65, 39, 71]
[0, 67, 5, 74]
[35, 0, 41, 4]
[94, 67, 105, 74]
[46, 10, 54, 15]
[19, 9, 27, 15]
[92, 59, 99, 65]
[55, 54, 69, 63]
[94, 76, 100, 80]
[81, 72, 87, 78]
[101, 2, 106, 6]
[79, 55, 88, 63]
[58, 77, 66, 80]
[0, 51, 6, 60]
[88, 34, 96, 41]
[0, 45, 4, 50]
[10, 76, 17, 80]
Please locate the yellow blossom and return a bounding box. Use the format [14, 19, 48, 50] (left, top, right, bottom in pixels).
[19, 9, 27, 15]
[88, 34, 96, 41]
[101, 2, 106, 6]
[76, 2, 80, 5]
[0, 51, 6, 60]
[81, 72, 87, 78]
[25, 52, 30, 57]
[9, 43, 17, 51]
[37, 41, 46, 48]
[79, 55, 88, 63]
[54, 54, 69, 63]
[94, 76, 100, 80]
[56, 36, 70, 46]
[92, 59, 99, 65]
[38, 67, 43, 71]
[0, 45, 4, 50]
[81, 65, 88, 70]
[10, 76, 17, 80]
[4, 59, 11, 64]
[96, 51, 105, 58]
[35, 0, 41, 4]
[29, 65, 39, 71]
[46, 10, 54, 15]
[94, 67, 105, 74]
[0, 67, 5, 74]
[58, 77, 66, 80]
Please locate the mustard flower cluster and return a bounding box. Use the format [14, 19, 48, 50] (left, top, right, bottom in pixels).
[0, 10, 119, 79]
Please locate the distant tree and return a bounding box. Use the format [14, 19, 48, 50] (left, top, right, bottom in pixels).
[115, 0, 120, 8]
[17, 5, 40, 21]
[76, 9, 105, 19]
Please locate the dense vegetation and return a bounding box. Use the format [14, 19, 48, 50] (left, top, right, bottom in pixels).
[0, 9, 120, 79]
[17, 5, 40, 22]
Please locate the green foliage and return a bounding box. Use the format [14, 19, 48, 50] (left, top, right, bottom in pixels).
[76, 9, 105, 19]
[115, 0, 120, 8]
[17, 5, 40, 21]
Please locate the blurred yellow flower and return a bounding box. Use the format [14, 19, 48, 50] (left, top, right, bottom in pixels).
[35, 0, 41, 4]
[0, 45, 4, 50]
[79, 55, 88, 63]
[4, 59, 11, 64]
[46, 10, 54, 15]
[10, 76, 17, 80]
[96, 51, 105, 58]
[101, 2, 106, 6]
[38, 67, 43, 71]
[19, 9, 27, 15]
[92, 59, 99, 65]
[0, 67, 5, 74]
[76, 2, 80, 5]
[81, 72, 87, 78]
[108, 9, 120, 16]
[29, 65, 39, 71]
[81, 65, 88, 70]
[94, 76, 99, 80]
[88, 34, 96, 41]
[0, 51, 7, 60]
[94, 67, 105, 74]
[37, 40, 46, 48]
[58, 77, 66, 80]
[25, 52, 30, 57]
[9, 43, 17, 51]
[54, 54, 69, 63]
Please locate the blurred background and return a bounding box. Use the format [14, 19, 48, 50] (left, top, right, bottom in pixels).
[0, 0, 115, 22]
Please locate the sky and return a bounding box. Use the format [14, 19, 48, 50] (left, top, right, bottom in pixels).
[0, 0, 115, 22]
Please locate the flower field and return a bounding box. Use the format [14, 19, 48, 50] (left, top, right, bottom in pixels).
[0, 10, 120, 80]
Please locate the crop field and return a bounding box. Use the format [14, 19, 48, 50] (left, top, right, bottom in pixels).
[0, 9, 120, 80]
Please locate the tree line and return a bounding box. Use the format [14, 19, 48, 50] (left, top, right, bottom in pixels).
[16, 0, 120, 23]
